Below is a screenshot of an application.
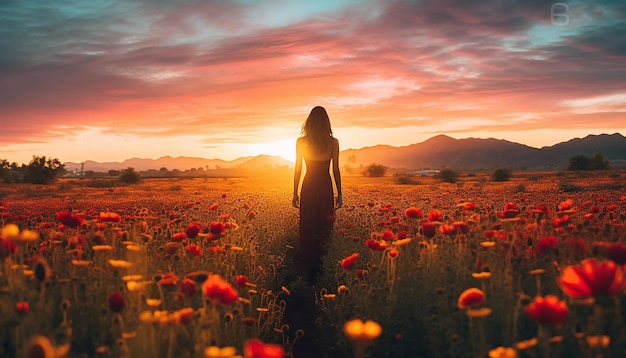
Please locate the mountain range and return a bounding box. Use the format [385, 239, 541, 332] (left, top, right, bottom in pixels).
[340, 133, 626, 170]
[64, 133, 626, 172]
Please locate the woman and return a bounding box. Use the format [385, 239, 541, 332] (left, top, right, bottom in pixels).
[292, 106, 342, 283]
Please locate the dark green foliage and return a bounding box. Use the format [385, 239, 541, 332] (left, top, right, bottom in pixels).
[119, 167, 141, 184]
[364, 163, 387, 177]
[568, 152, 609, 171]
[22, 156, 65, 184]
[438, 168, 459, 183]
[492, 167, 513, 182]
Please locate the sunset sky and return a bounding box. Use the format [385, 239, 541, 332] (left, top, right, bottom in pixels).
[1, 0, 624, 164]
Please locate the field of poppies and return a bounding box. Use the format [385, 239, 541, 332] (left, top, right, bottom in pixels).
[1, 170, 625, 358]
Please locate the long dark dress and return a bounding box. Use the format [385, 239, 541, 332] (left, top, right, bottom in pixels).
[299, 158, 335, 282]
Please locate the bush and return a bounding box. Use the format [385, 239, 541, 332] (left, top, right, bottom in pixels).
[119, 167, 141, 184]
[395, 174, 418, 185]
[364, 163, 387, 177]
[22, 156, 64, 184]
[492, 167, 513, 182]
[568, 152, 609, 171]
[438, 168, 459, 183]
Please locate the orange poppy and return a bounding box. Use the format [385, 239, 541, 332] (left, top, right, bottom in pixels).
[558, 258, 626, 298]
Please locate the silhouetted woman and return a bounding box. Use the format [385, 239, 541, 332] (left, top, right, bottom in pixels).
[292, 106, 342, 283]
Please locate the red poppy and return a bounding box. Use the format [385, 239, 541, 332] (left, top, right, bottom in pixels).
[388, 249, 399, 259]
[243, 338, 285, 358]
[341, 253, 360, 270]
[209, 202, 219, 210]
[558, 199, 573, 211]
[0, 238, 17, 257]
[171, 232, 186, 242]
[185, 244, 202, 257]
[209, 221, 225, 235]
[179, 278, 197, 298]
[185, 223, 202, 239]
[461, 202, 477, 210]
[236, 275, 249, 287]
[453, 221, 468, 234]
[396, 230, 408, 240]
[535, 236, 559, 254]
[365, 239, 385, 251]
[458, 288, 485, 309]
[381, 231, 395, 241]
[420, 222, 437, 239]
[552, 215, 570, 227]
[55, 210, 84, 228]
[427, 210, 443, 222]
[440, 224, 456, 236]
[158, 272, 180, 287]
[203, 274, 238, 305]
[108, 292, 125, 313]
[97, 211, 121, 223]
[499, 209, 518, 218]
[404, 207, 423, 219]
[15, 301, 29, 316]
[524, 295, 568, 326]
[558, 258, 626, 298]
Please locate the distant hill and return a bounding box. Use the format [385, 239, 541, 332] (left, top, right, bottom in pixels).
[340, 133, 626, 170]
[64, 155, 292, 173]
[64, 133, 626, 172]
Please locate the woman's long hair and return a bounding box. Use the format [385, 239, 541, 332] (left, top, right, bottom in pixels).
[301, 106, 333, 153]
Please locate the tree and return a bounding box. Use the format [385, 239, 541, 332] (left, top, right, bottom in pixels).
[568, 152, 609, 171]
[22, 156, 64, 184]
[568, 154, 590, 171]
[0, 159, 21, 183]
[364, 163, 387, 177]
[119, 167, 141, 184]
[439, 168, 459, 183]
[589, 152, 609, 170]
[492, 167, 513, 182]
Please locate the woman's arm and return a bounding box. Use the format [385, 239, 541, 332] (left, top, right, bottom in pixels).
[292, 138, 303, 208]
[332, 137, 342, 208]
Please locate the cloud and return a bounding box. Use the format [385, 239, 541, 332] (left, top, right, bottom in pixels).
[0, 0, 624, 160]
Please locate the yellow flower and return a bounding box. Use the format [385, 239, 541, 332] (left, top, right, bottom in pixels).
[343, 319, 382, 342]
[92, 245, 113, 252]
[204, 345, 238, 358]
[108, 259, 132, 269]
[586, 335, 610, 349]
[338, 285, 349, 294]
[480, 241, 496, 248]
[122, 274, 143, 281]
[489, 346, 517, 358]
[146, 298, 162, 307]
[71, 260, 92, 267]
[1, 224, 19, 240]
[516, 337, 538, 350]
[472, 272, 491, 280]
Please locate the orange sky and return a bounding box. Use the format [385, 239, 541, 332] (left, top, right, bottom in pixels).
[1, 0, 624, 164]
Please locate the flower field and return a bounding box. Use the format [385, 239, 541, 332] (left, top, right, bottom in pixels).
[1, 171, 625, 358]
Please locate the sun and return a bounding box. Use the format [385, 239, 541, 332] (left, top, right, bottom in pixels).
[251, 139, 296, 163]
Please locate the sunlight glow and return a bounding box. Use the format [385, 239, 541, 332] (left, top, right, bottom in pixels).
[250, 139, 297, 162]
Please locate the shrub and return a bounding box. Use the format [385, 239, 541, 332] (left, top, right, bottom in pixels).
[395, 174, 418, 185]
[119, 167, 141, 184]
[22, 156, 64, 184]
[492, 167, 513, 182]
[364, 163, 387, 177]
[438, 168, 459, 183]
